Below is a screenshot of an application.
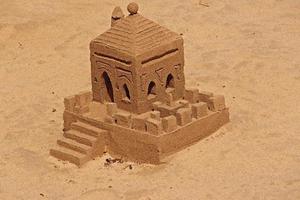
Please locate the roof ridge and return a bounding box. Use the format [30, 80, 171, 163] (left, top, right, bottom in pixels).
[125, 14, 142, 55]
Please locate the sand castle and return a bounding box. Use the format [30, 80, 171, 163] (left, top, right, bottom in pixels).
[50, 2, 230, 167]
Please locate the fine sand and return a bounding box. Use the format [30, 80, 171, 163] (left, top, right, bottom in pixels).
[0, 0, 300, 199]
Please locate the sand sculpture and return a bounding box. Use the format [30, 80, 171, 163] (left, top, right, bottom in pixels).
[50, 2, 230, 167]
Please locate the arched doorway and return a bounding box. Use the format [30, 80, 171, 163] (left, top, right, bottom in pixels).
[165, 73, 175, 95]
[147, 81, 156, 100]
[102, 72, 114, 102]
[166, 74, 175, 88]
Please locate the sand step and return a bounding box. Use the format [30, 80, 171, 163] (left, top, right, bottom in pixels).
[71, 121, 107, 137]
[64, 130, 97, 146]
[57, 137, 92, 155]
[50, 146, 90, 166]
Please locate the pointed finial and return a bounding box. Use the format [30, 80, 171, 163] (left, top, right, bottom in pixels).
[111, 6, 124, 27]
[127, 2, 139, 15]
[112, 6, 124, 19]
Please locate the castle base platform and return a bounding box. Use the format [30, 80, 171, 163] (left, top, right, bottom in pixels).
[50, 90, 230, 166]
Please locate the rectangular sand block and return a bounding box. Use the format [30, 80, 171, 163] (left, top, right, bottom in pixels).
[176, 107, 192, 126]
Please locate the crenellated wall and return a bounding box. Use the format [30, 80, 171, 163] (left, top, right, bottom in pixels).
[60, 88, 229, 165]
[63, 91, 92, 130]
[101, 87, 227, 137]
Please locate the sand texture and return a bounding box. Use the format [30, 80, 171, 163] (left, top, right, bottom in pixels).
[0, 0, 300, 199]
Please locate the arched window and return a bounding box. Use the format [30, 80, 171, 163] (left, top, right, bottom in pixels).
[102, 72, 114, 102]
[166, 74, 175, 88]
[147, 81, 156, 99]
[122, 83, 131, 102]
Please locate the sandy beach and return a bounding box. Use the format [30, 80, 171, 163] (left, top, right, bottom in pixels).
[0, 0, 299, 199]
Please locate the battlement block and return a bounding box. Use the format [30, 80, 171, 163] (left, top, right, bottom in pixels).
[64, 95, 76, 112]
[132, 113, 149, 131]
[75, 91, 92, 107]
[184, 88, 199, 103]
[114, 112, 131, 128]
[208, 95, 225, 111]
[68, 91, 92, 114]
[166, 93, 175, 106]
[162, 115, 177, 133]
[176, 107, 192, 126]
[150, 111, 160, 121]
[179, 99, 190, 108]
[198, 91, 213, 102]
[145, 118, 162, 135]
[191, 102, 208, 119]
[152, 101, 162, 110]
[157, 103, 184, 118]
[63, 111, 77, 130]
[106, 102, 117, 116]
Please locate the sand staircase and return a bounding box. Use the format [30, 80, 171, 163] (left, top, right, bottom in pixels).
[50, 121, 107, 167]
